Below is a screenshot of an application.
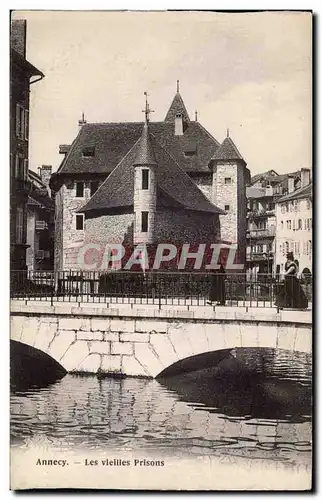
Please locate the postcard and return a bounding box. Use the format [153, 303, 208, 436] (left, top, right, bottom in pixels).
[10, 10, 312, 491]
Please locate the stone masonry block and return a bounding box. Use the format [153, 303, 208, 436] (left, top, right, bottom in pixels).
[89, 341, 111, 355]
[34, 322, 58, 352]
[75, 353, 101, 373]
[60, 341, 89, 371]
[100, 355, 122, 374]
[104, 332, 120, 342]
[120, 332, 149, 343]
[111, 341, 133, 356]
[10, 316, 25, 341]
[20, 317, 40, 348]
[294, 327, 312, 354]
[76, 330, 103, 341]
[110, 319, 135, 333]
[134, 343, 165, 378]
[47, 331, 76, 362]
[58, 317, 81, 331]
[91, 318, 111, 332]
[149, 333, 179, 369]
[135, 320, 167, 333]
[121, 356, 149, 377]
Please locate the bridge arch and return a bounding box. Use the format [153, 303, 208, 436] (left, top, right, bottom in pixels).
[10, 306, 312, 379]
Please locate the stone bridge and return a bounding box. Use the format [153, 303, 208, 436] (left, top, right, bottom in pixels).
[10, 301, 312, 378]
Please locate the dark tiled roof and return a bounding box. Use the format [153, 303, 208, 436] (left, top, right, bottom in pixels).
[79, 131, 225, 216]
[278, 183, 312, 202]
[133, 123, 157, 166]
[164, 92, 190, 123]
[211, 136, 245, 164]
[57, 121, 220, 176]
[250, 170, 279, 184]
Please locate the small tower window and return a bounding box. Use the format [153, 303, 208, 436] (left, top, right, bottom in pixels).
[82, 146, 95, 157]
[76, 214, 84, 231]
[225, 205, 230, 211]
[90, 181, 99, 196]
[225, 177, 232, 184]
[142, 169, 149, 190]
[76, 181, 84, 197]
[141, 211, 148, 232]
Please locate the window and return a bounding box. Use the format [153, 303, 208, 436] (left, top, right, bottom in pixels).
[82, 146, 95, 157]
[15, 155, 26, 179]
[306, 199, 311, 210]
[16, 206, 24, 243]
[16, 104, 24, 139]
[298, 219, 302, 230]
[224, 205, 230, 211]
[281, 221, 284, 229]
[24, 109, 29, 140]
[90, 181, 99, 197]
[281, 204, 286, 214]
[141, 211, 148, 232]
[76, 214, 84, 231]
[292, 220, 296, 230]
[76, 182, 84, 197]
[224, 177, 232, 184]
[142, 169, 149, 190]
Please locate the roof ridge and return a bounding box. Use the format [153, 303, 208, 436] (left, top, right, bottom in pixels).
[194, 121, 220, 147]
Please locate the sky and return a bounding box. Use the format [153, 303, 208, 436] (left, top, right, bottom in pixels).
[12, 10, 312, 176]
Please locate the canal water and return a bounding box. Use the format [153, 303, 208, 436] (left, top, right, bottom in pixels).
[10, 348, 312, 469]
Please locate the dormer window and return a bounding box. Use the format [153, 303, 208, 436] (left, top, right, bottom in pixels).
[82, 146, 95, 157]
[184, 141, 197, 157]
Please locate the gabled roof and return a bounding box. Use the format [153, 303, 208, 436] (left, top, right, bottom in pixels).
[79, 129, 225, 216]
[164, 92, 190, 123]
[211, 136, 246, 165]
[278, 183, 312, 203]
[57, 121, 220, 176]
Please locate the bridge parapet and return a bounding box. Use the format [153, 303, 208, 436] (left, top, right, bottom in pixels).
[10, 301, 312, 378]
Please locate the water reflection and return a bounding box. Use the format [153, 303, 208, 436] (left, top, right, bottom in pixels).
[10, 348, 312, 466]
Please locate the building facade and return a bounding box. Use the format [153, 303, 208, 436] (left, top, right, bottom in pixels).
[246, 169, 307, 277]
[275, 170, 312, 277]
[51, 84, 250, 272]
[10, 20, 44, 270]
[26, 166, 55, 272]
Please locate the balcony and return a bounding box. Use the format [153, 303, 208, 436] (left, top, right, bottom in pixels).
[247, 208, 275, 219]
[246, 227, 276, 239]
[246, 251, 274, 262]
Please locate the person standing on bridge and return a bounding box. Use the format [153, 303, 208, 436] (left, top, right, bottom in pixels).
[207, 263, 226, 306]
[275, 252, 308, 309]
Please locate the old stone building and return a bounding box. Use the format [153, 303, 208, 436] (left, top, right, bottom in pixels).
[51, 84, 250, 272]
[10, 20, 44, 270]
[26, 166, 55, 272]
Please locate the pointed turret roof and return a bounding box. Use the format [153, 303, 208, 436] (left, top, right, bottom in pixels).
[164, 81, 190, 123]
[133, 121, 157, 166]
[211, 135, 246, 165]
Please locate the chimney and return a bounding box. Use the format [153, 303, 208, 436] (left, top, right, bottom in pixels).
[301, 168, 311, 187]
[288, 176, 295, 194]
[175, 113, 183, 136]
[38, 165, 52, 194]
[11, 20, 26, 57]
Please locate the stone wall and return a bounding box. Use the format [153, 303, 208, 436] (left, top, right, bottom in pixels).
[10, 302, 312, 378]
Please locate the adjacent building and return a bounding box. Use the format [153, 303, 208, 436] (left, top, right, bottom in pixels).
[10, 19, 44, 270]
[26, 166, 55, 272]
[51, 84, 250, 272]
[246, 169, 310, 277]
[275, 170, 312, 277]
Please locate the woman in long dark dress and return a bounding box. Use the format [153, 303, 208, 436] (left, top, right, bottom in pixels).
[208, 264, 226, 305]
[275, 252, 308, 309]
